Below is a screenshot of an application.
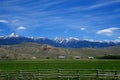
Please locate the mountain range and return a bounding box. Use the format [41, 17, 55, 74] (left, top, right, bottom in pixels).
[0, 33, 120, 48]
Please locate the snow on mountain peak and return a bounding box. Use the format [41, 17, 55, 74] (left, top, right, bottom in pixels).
[69, 37, 80, 41]
[0, 36, 6, 39]
[8, 33, 19, 38]
[54, 37, 64, 43]
[65, 37, 80, 42]
[54, 37, 81, 43]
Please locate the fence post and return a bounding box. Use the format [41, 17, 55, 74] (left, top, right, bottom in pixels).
[6, 73, 9, 80]
[18, 70, 23, 80]
[37, 69, 41, 80]
[114, 71, 118, 79]
[58, 69, 61, 80]
[76, 70, 80, 80]
[96, 69, 99, 79]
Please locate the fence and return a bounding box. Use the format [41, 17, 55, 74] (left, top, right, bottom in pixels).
[0, 69, 120, 80]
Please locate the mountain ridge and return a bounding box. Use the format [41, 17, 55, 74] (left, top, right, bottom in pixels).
[0, 33, 120, 48]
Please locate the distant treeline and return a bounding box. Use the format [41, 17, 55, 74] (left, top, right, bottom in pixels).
[98, 55, 120, 59]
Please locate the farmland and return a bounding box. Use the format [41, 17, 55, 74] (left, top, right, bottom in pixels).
[0, 59, 120, 80]
[0, 59, 120, 71]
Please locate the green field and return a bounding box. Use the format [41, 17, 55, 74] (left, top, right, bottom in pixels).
[0, 59, 120, 80]
[0, 59, 120, 71]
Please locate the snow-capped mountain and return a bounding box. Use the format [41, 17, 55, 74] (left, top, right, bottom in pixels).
[8, 33, 19, 38]
[0, 33, 120, 48]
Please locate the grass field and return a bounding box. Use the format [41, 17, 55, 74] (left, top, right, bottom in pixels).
[0, 59, 120, 71]
[0, 59, 120, 80]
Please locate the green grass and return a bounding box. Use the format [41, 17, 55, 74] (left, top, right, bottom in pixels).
[0, 59, 120, 71]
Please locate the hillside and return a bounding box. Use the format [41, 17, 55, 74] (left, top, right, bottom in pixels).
[0, 42, 120, 60]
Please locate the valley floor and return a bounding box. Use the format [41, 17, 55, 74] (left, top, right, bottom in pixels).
[0, 59, 120, 71]
[0, 59, 120, 80]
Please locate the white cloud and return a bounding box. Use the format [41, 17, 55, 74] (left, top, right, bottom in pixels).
[97, 27, 120, 36]
[80, 28, 86, 30]
[118, 37, 120, 39]
[17, 26, 26, 30]
[0, 20, 8, 23]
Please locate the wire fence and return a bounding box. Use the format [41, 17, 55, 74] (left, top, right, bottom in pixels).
[0, 69, 120, 80]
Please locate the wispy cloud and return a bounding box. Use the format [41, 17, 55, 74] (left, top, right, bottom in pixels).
[17, 26, 26, 30]
[42, 0, 65, 8]
[96, 27, 120, 36]
[80, 28, 86, 31]
[0, 0, 120, 40]
[1, 0, 119, 31]
[86, 0, 120, 10]
[0, 20, 8, 23]
[70, 0, 120, 11]
[118, 36, 120, 39]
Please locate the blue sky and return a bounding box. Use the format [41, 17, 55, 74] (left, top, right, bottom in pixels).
[0, 0, 120, 40]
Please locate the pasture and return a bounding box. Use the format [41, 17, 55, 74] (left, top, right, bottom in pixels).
[0, 59, 120, 80]
[0, 59, 120, 71]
